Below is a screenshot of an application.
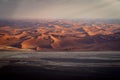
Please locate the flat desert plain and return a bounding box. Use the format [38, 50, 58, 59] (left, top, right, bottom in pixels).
[0, 51, 120, 80]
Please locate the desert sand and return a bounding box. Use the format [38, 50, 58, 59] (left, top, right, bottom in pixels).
[0, 19, 120, 51]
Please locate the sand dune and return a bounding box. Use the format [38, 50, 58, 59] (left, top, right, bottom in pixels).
[50, 35, 61, 49]
[0, 19, 120, 51]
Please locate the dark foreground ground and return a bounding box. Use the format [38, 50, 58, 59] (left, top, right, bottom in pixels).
[0, 65, 120, 80]
[0, 52, 120, 80]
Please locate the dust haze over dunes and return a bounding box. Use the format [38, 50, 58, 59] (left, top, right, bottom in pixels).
[0, 19, 120, 51]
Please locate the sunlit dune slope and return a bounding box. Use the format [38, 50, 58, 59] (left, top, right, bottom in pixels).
[0, 19, 120, 51]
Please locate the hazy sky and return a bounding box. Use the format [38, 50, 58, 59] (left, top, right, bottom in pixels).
[0, 0, 120, 19]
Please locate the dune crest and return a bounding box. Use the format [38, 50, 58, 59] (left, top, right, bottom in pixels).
[0, 19, 120, 51]
[49, 35, 61, 49]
